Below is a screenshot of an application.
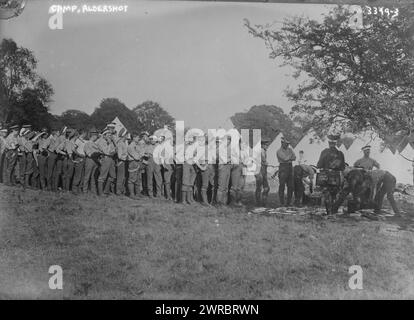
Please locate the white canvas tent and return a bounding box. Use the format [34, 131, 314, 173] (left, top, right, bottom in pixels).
[266, 134, 282, 168]
[293, 130, 414, 184]
[293, 131, 328, 167]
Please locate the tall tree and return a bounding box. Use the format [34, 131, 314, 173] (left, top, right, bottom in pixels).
[231, 105, 304, 147]
[9, 88, 51, 130]
[90, 98, 138, 132]
[58, 109, 91, 131]
[132, 101, 175, 134]
[0, 38, 54, 124]
[245, 4, 414, 140]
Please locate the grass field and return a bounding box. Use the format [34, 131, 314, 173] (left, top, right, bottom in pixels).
[1, 184, 414, 299]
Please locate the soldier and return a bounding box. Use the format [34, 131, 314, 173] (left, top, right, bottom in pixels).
[72, 129, 87, 194]
[0, 127, 8, 183]
[196, 134, 215, 205]
[47, 126, 65, 191]
[371, 170, 400, 215]
[21, 129, 36, 189]
[158, 134, 174, 200]
[277, 136, 296, 206]
[332, 168, 373, 214]
[3, 125, 20, 186]
[83, 129, 101, 194]
[255, 138, 270, 206]
[116, 128, 129, 195]
[17, 125, 32, 186]
[216, 135, 235, 205]
[57, 128, 76, 191]
[353, 145, 380, 170]
[145, 135, 163, 198]
[293, 163, 316, 206]
[228, 138, 250, 207]
[127, 132, 145, 199]
[182, 134, 198, 204]
[96, 129, 117, 196]
[35, 128, 51, 190]
[316, 134, 345, 171]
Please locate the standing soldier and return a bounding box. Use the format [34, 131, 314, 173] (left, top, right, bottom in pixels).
[354, 145, 380, 170]
[182, 134, 198, 204]
[216, 135, 234, 205]
[317, 134, 345, 171]
[21, 129, 36, 189]
[3, 125, 20, 186]
[47, 126, 64, 191]
[17, 125, 32, 186]
[57, 129, 76, 191]
[35, 128, 51, 190]
[96, 129, 117, 196]
[72, 129, 87, 194]
[145, 135, 163, 198]
[197, 135, 215, 205]
[0, 127, 8, 183]
[158, 134, 174, 200]
[277, 136, 296, 206]
[116, 128, 129, 195]
[255, 138, 270, 206]
[127, 132, 145, 199]
[83, 129, 101, 194]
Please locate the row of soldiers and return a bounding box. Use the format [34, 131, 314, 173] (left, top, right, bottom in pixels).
[0, 123, 262, 206]
[0, 123, 399, 212]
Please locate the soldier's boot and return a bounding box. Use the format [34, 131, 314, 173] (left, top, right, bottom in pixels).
[235, 191, 243, 207]
[286, 193, 292, 207]
[128, 183, 137, 199]
[216, 191, 225, 206]
[279, 193, 285, 207]
[24, 174, 30, 189]
[262, 193, 268, 207]
[97, 181, 105, 196]
[165, 183, 173, 200]
[186, 190, 195, 205]
[40, 178, 46, 190]
[181, 191, 187, 204]
[201, 190, 211, 206]
[255, 190, 261, 206]
[104, 179, 112, 195]
[262, 187, 269, 207]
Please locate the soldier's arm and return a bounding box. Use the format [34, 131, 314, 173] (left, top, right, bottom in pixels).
[339, 152, 345, 171]
[316, 150, 326, 168]
[290, 149, 296, 161]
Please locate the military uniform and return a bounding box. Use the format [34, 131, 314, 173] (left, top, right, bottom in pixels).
[293, 164, 315, 206]
[116, 136, 128, 195]
[277, 140, 296, 206]
[353, 157, 380, 170]
[145, 142, 162, 198]
[255, 146, 270, 206]
[72, 136, 86, 193]
[216, 141, 235, 205]
[37, 134, 51, 190]
[127, 139, 145, 198]
[3, 128, 20, 185]
[21, 133, 35, 188]
[96, 134, 117, 196]
[83, 136, 101, 194]
[48, 133, 65, 191]
[0, 129, 7, 183]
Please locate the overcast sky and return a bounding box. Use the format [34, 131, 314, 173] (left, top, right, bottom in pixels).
[1, 0, 331, 129]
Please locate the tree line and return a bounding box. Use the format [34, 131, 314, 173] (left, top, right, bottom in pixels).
[0, 38, 175, 133]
